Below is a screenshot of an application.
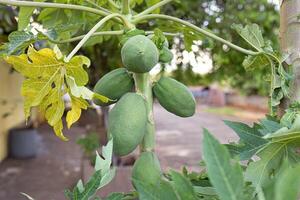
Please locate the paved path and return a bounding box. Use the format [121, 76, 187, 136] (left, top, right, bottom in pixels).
[154, 103, 245, 170]
[0, 126, 84, 200]
[0, 103, 257, 199]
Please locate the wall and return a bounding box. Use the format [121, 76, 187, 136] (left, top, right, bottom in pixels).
[0, 60, 24, 162]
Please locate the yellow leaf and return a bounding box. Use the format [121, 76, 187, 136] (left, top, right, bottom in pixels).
[66, 96, 89, 129]
[4, 46, 92, 141]
[54, 121, 68, 141]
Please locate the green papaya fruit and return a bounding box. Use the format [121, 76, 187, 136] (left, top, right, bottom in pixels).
[108, 93, 147, 156]
[159, 46, 173, 63]
[121, 35, 159, 73]
[93, 68, 134, 106]
[153, 77, 196, 117]
[132, 152, 162, 187]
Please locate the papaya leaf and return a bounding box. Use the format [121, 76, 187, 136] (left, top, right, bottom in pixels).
[264, 114, 300, 142]
[18, 7, 35, 31]
[66, 140, 116, 200]
[275, 165, 300, 200]
[0, 31, 36, 56]
[169, 170, 198, 200]
[245, 116, 300, 188]
[4, 46, 109, 140]
[232, 23, 264, 51]
[151, 28, 166, 50]
[203, 129, 244, 200]
[242, 54, 269, 71]
[105, 193, 124, 200]
[132, 178, 179, 200]
[66, 95, 89, 128]
[224, 120, 268, 160]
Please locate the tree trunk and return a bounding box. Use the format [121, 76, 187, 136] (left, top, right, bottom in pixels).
[279, 0, 300, 115]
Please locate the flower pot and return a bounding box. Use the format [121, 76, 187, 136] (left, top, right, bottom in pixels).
[9, 127, 38, 159]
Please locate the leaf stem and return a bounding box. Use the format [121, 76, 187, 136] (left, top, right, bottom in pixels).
[66, 14, 124, 61]
[108, 0, 120, 10]
[51, 30, 124, 44]
[134, 0, 173, 18]
[84, 0, 111, 14]
[132, 14, 260, 56]
[50, 30, 178, 44]
[0, 0, 109, 16]
[122, 0, 130, 15]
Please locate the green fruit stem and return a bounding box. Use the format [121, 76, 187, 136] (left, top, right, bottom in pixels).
[134, 73, 155, 152]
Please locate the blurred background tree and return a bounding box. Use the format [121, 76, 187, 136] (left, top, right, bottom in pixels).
[161, 0, 279, 96]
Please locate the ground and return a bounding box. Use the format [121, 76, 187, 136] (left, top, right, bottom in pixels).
[0, 103, 263, 200]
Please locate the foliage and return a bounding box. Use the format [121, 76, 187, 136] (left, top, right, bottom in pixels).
[4, 46, 108, 140]
[65, 139, 116, 200]
[0, 1, 299, 200]
[163, 0, 279, 96]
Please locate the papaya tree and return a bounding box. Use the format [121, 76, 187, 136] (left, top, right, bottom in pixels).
[0, 0, 300, 199]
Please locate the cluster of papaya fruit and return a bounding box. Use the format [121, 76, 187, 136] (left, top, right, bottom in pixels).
[93, 31, 196, 157]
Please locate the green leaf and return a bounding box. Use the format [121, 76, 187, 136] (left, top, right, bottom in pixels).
[0, 31, 36, 56]
[78, 170, 103, 200]
[66, 139, 116, 200]
[232, 24, 264, 51]
[105, 193, 124, 200]
[275, 165, 300, 200]
[203, 129, 244, 200]
[151, 28, 167, 50]
[94, 139, 116, 189]
[264, 114, 300, 142]
[245, 114, 300, 188]
[132, 178, 179, 200]
[242, 54, 269, 71]
[224, 120, 267, 160]
[245, 142, 285, 188]
[4, 46, 108, 140]
[193, 186, 216, 196]
[18, 7, 35, 31]
[169, 170, 198, 200]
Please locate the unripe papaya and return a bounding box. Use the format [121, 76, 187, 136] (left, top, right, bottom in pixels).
[159, 46, 173, 63]
[132, 152, 162, 187]
[153, 77, 196, 117]
[121, 35, 159, 73]
[108, 93, 147, 156]
[93, 68, 134, 106]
